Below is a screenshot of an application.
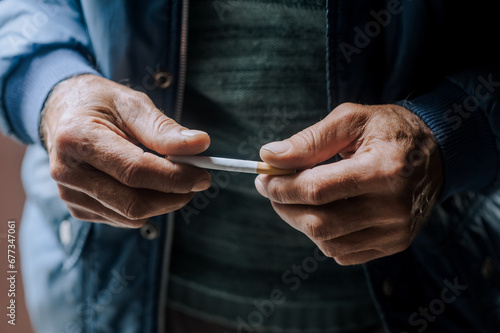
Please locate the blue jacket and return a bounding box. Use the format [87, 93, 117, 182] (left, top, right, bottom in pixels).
[1, 1, 499, 332]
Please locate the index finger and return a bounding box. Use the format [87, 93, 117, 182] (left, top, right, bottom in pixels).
[255, 154, 386, 205]
[63, 126, 211, 194]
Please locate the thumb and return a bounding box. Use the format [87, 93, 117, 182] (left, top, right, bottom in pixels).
[259, 103, 367, 169]
[117, 93, 210, 156]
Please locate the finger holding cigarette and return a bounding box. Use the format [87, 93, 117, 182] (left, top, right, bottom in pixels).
[167, 155, 296, 176]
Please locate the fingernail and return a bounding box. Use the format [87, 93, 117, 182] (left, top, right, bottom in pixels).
[254, 177, 268, 198]
[192, 177, 212, 192]
[181, 129, 207, 137]
[262, 141, 291, 156]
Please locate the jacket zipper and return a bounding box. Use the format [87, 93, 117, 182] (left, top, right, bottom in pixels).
[157, 0, 190, 332]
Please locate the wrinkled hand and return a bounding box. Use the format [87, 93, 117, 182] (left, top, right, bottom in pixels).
[42, 74, 211, 228]
[255, 103, 443, 265]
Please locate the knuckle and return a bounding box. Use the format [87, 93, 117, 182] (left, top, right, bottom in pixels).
[49, 161, 72, 184]
[171, 193, 196, 211]
[320, 244, 338, 259]
[386, 159, 407, 180]
[132, 90, 149, 101]
[319, 238, 353, 260]
[382, 162, 407, 193]
[53, 121, 89, 156]
[397, 240, 412, 254]
[383, 227, 413, 255]
[333, 256, 350, 266]
[163, 166, 185, 192]
[393, 198, 413, 222]
[123, 207, 144, 221]
[128, 219, 149, 229]
[151, 112, 177, 135]
[116, 91, 151, 124]
[315, 244, 332, 259]
[295, 129, 320, 152]
[266, 183, 287, 203]
[123, 196, 148, 220]
[398, 232, 414, 251]
[51, 122, 92, 171]
[67, 206, 87, 221]
[387, 240, 411, 257]
[304, 213, 330, 241]
[122, 89, 143, 104]
[335, 103, 357, 119]
[49, 162, 63, 181]
[53, 122, 76, 150]
[336, 103, 371, 136]
[305, 171, 330, 205]
[117, 155, 144, 187]
[337, 102, 357, 111]
[334, 258, 347, 266]
[57, 186, 73, 203]
[336, 102, 364, 120]
[113, 218, 148, 229]
[333, 172, 360, 198]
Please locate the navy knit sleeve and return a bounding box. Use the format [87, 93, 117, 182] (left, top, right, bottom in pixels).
[399, 81, 497, 200]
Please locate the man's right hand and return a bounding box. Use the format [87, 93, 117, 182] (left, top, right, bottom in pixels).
[41, 74, 211, 228]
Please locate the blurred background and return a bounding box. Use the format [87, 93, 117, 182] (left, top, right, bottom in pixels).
[0, 134, 34, 333]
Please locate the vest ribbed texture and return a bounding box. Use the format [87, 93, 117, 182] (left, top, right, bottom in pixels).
[168, 1, 381, 331]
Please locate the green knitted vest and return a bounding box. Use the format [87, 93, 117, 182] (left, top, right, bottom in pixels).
[168, 1, 381, 331]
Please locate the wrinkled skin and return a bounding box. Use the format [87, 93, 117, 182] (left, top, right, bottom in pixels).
[43, 74, 443, 265]
[256, 103, 443, 265]
[42, 74, 211, 228]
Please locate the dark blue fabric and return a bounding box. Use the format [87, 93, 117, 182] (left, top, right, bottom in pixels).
[0, 1, 499, 332]
[398, 82, 498, 201]
[366, 191, 500, 333]
[325, 0, 500, 198]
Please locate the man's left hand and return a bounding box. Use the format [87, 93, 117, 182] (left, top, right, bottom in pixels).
[255, 103, 443, 265]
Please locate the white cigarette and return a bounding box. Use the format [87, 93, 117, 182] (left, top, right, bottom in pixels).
[167, 155, 296, 175]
